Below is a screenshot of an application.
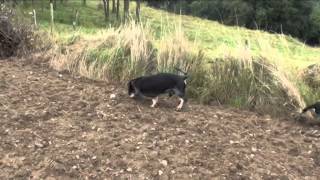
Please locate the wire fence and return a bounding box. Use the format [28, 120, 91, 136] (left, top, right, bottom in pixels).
[12, 0, 132, 30]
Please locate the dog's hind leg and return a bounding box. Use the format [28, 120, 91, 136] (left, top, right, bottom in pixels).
[172, 88, 185, 111]
[150, 97, 158, 108]
[176, 98, 184, 111]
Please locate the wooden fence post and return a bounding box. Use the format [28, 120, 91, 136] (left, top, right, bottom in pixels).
[33, 9, 37, 27]
[50, 3, 54, 34]
[73, 9, 79, 30]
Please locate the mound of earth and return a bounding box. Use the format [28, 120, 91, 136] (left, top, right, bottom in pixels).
[1, 55, 320, 179]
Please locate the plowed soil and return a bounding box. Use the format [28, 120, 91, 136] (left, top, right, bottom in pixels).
[1, 56, 320, 180]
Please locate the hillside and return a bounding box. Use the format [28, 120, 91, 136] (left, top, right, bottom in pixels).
[18, 1, 320, 68]
[2, 1, 320, 179]
[1, 53, 320, 179]
[11, 2, 320, 111]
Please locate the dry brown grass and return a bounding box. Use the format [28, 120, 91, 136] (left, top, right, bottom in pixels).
[50, 22, 156, 81]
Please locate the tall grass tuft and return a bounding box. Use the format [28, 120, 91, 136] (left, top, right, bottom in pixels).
[88, 21, 157, 81]
[157, 28, 200, 73]
[299, 64, 320, 105]
[51, 21, 157, 81]
[187, 56, 304, 115]
[52, 20, 206, 83]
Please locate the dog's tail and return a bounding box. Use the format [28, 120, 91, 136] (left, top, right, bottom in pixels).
[175, 67, 188, 79]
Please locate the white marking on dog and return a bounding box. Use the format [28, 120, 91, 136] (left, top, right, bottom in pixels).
[184, 80, 187, 85]
[129, 94, 135, 98]
[150, 97, 158, 108]
[177, 98, 184, 110]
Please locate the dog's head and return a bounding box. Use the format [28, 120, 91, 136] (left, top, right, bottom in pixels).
[127, 80, 135, 98]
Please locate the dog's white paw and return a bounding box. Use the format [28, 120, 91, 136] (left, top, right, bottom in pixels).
[150, 97, 158, 108]
[176, 98, 184, 111]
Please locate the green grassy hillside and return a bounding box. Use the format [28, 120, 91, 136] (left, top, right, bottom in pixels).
[18, 1, 319, 66]
[15, 0, 320, 115]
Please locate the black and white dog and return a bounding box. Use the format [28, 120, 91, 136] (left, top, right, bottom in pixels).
[302, 101, 320, 119]
[128, 68, 188, 110]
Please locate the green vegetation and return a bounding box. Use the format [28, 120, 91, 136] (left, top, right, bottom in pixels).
[11, 0, 320, 115]
[146, 0, 320, 46]
[17, 1, 319, 66]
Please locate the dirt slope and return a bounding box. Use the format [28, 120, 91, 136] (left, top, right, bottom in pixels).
[1, 56, 320, 180]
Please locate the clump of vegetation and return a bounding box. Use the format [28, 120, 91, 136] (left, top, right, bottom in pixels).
[187, 56, 304, 115]
[0, 4, 48, 58]
[51, 21, 156, 81]
[299, 64, 320, 105]
[301, 64, 320, 89]
[52, 21, 205, 83]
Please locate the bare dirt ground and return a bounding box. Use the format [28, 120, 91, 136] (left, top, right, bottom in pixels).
[1, 56, 320, 180]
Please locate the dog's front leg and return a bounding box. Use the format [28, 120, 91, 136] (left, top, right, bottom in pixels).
[130, 86, 141, 98]
[150, 97, 158, 108]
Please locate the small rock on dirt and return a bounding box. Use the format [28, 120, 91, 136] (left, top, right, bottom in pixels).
[288, 147, 300, 156]
[127, 167, 132, 172]
[160, 160, 168, 166]
[110, 94, 116, 99]
[158, 170, 163, 175]
[34, 139, 46, 148]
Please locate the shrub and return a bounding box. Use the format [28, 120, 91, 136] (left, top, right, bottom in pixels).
[0, 4, 47, 58]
